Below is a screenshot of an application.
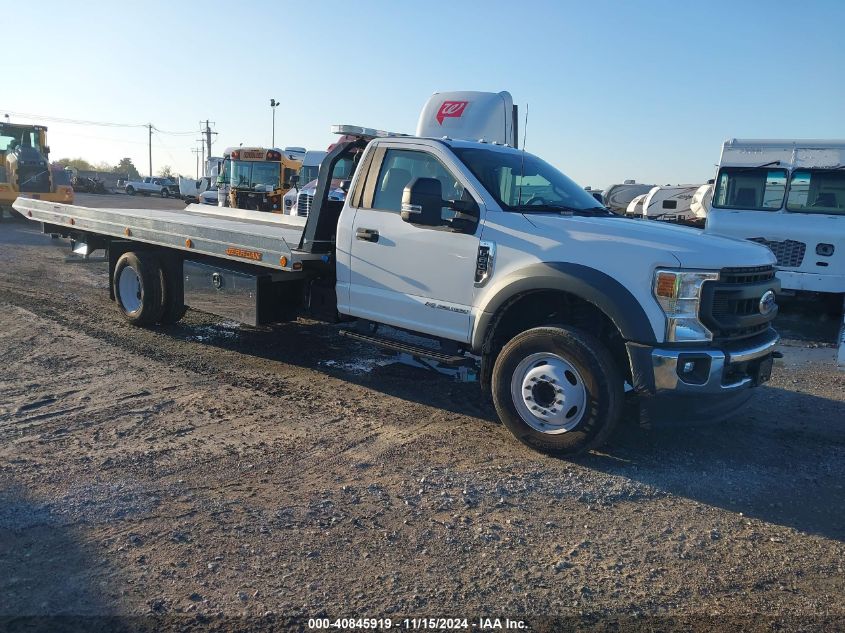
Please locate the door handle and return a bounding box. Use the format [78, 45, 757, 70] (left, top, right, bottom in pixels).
[356, 228, 379, 242]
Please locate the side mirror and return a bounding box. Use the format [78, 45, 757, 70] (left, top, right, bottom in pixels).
[401, 177, 443, 226]
[290, 174, 299, 188]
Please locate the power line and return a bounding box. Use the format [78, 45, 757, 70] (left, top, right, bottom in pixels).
[0, 109, 148, 129]
[151, 125, 199, 136]
[0, 109, 198, 135]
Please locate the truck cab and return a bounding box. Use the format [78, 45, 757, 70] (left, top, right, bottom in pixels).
[284, 150, 328, 214]
[296, 93, 781, 453]
[0, 122, 73, 209]
[705, 139, 845, 294]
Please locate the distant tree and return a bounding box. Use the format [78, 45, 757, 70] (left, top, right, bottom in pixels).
[54, 157, 94, 171]
[115, 157, 140, 180]
[158, 165, 174, 178]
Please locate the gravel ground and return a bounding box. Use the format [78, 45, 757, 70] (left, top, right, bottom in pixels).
[0, 207, 842, 632]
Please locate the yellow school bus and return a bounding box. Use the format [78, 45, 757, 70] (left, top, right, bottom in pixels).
[227, 147, 302, 212]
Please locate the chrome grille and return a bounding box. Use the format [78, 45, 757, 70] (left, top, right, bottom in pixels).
[296, 192, 313, 217]
[749, 238, 806, 268]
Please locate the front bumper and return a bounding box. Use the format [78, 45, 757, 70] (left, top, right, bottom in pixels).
[775, 270, 845, 294]
[629, 328, 779, 395]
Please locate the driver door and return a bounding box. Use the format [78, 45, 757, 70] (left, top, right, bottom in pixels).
[345, 144, 482, 343]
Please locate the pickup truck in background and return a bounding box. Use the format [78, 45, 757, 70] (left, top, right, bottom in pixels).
[124, 176, 179, 197]
[13, 91, 782, 455]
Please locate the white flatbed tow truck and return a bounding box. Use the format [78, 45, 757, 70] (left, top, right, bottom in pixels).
[12, 91, 783, 455]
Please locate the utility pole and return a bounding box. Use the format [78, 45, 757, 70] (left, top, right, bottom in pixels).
[201, 120, 217, 162]
[148, 124, 153, 177]
[191, 147, 202, 179]
[196, 139, 205, 167]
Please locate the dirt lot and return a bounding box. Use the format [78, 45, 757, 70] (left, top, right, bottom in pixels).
[0, 202, 843, 631]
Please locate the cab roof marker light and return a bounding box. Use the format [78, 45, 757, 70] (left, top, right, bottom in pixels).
[331, 124, 408, 139]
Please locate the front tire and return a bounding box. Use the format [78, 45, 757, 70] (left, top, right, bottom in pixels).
[491, 326, 623, 455]
[126, 186, 135, 195]
[160, 188, 169, 198]
[113, 252, 165, 326]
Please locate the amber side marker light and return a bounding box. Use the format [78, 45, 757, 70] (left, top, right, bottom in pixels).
[185, 239, 193, 248]
[124, 228, 131, 237]
[279, 256, 288, 267]
[655, 272, 677, 298]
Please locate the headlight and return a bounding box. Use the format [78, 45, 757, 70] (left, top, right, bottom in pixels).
[653, 269, 719, 342]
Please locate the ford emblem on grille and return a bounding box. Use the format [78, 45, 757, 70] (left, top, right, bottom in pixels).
[759, 290, 776, 315]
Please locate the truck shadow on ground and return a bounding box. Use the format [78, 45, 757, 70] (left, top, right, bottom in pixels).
[591, 385, 845, 543]
[172, 318, 845, 542]
[0, 485, 114, 619]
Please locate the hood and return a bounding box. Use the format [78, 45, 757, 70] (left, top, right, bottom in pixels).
[524, 214, 776, 269]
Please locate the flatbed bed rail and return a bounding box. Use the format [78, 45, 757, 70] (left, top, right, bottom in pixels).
[12, 198, 316, 272]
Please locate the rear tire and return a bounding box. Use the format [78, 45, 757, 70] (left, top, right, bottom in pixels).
[491, 326, 623, 455]
[113, 252, 165, 326]
[126, 186, 135, 195]
[158, 258, 187, 324]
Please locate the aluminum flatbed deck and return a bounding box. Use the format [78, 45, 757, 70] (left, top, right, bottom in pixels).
[12, 198, 316, 272]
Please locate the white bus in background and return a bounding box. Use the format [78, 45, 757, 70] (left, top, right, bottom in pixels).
[705, 139, 845, 295]
[603, 180, 655, 215]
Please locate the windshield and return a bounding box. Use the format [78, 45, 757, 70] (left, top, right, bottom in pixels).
[453, 147, 606, 213]
[786, 169, 845, 215]
[0, 127, 45, 154]
[300, 165, 319, 183]
[230, 160, 279, 190]
[712, 167, 787, 211]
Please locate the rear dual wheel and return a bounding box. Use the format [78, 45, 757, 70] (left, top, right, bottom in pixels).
[492, 326, 623, 455]
[114, 252, 185, 326]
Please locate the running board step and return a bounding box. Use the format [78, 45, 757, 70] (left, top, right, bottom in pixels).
[339, 329, 473, 366]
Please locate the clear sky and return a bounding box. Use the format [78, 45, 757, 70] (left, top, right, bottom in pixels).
[4, 0, 844, 188]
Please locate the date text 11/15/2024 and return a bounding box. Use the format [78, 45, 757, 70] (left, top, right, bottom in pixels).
[307, 617, 528, 630]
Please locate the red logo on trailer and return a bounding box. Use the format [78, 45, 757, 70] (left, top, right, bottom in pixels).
[436, 100, 468, 124]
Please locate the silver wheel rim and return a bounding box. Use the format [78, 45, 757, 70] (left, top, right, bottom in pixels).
[510, 352, 588, 434]
[117, 266, 142, 314]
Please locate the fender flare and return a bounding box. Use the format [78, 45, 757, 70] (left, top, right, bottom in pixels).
[472, 262, 659, 352]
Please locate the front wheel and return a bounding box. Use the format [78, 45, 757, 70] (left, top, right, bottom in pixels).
[160, 188, 169, 198]
[126, 186, 135, 195]
[491, 326, 623, 455]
